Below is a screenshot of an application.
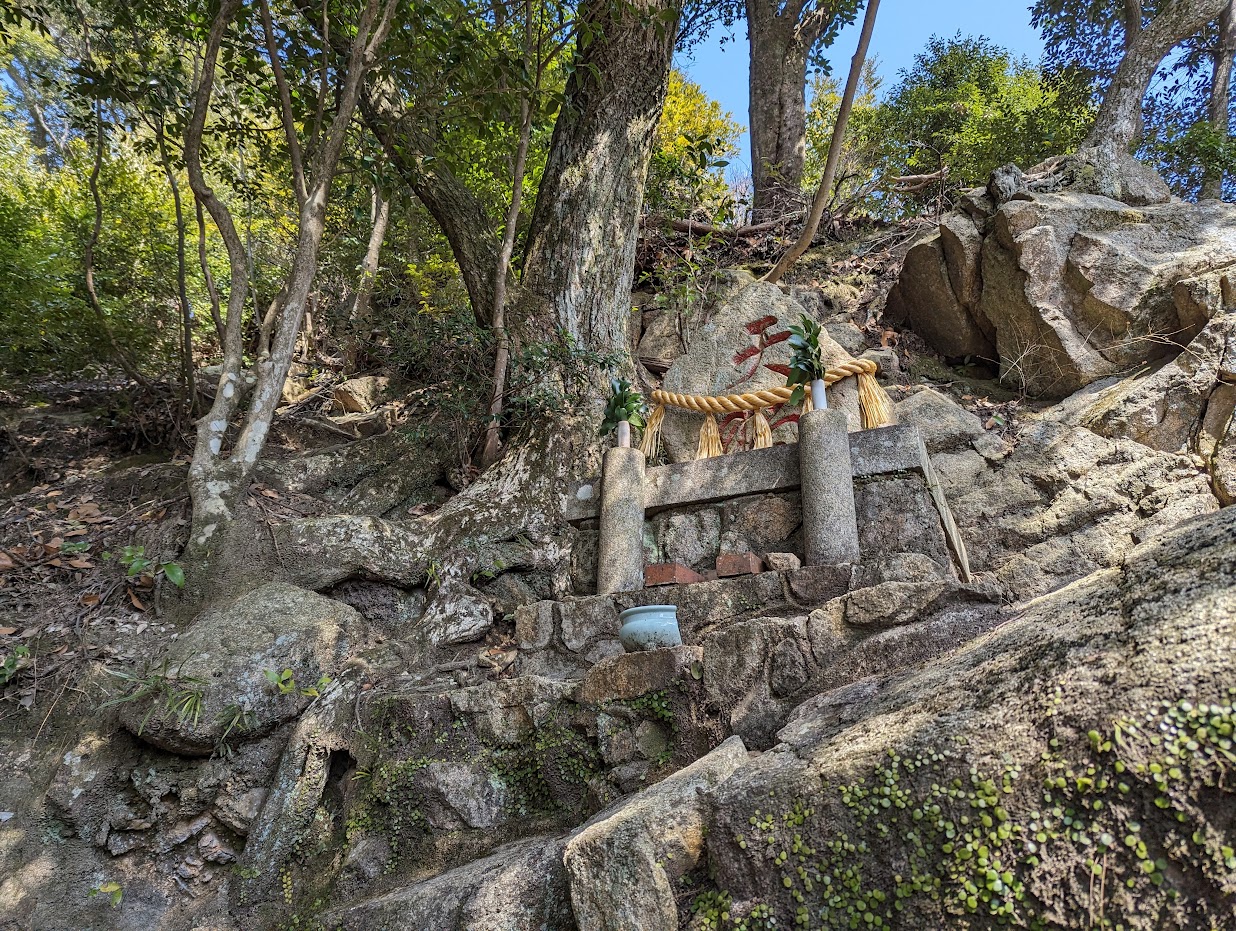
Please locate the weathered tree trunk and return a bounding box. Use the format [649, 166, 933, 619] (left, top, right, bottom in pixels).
[747, 6, 810, 219]
[745, 0, 858, 219]
[1201, 1, 1235, 199]
[344, 187, 390, 373]
[1125, 0, 1144, 35]
[765, 0, 880, 284]
[362, 97, 503, 327]
[1088, 0, 1229, 152]
[184, 0, 394, 561]
[281, 0, 683, 590]
[517, 0, 678, 364]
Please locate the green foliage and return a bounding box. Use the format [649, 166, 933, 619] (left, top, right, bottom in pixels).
[88, 880, 123, 907]
[1142, 111, 1236, 200]
[488, 716, 602, 815]
[625, 689, 675, 727]
[646, 70, 743, 223]
[263, 668, 331, 698]
[599, 377, 646, 437]
[803, 60, 884, 210]
[0, 28, 224, 382]
[1, 645, 30, 685]
[1032, 0, 1235, 200]
[161, 561, 185, 588]
[264, 668, 299, 695]
[834, 35, 1094, 215]
[507, 332, 626, 420]
[101, 545, 184, 587]
[102, 661, 206, 734]
[215, 701, 258, 756]
[785, 315, 825, 407]
[714, 690, 1236, 928]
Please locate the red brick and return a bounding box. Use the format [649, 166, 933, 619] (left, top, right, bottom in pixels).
[645, 563, 706, 586]
[716, 552, 765, 577]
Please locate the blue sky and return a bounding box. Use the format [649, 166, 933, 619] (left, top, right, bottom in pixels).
[678, 0, 1046, 171]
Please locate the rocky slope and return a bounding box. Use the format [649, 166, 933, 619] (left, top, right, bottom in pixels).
[1, 161, 1234, 930]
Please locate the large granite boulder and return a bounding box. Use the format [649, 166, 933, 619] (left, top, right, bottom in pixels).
[1080, 311, 1236, 453]
[659, 281, 863, 462]
[116, 582, 363, 755]
[944, 412, 1217, 603]
[889, 170, 1236, 399]
[885, 217, 995, 360]
[318, 737, 748, 931]
[322, 836, 575, 931]
[700, 505, 1236, 929]
[562, 736, 748, 931]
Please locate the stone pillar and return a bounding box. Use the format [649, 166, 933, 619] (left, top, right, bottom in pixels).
[596, 446, 645, 594]
[799, 408, 860, 566]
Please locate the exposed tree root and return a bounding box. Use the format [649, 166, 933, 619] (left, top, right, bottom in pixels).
[275, 418, 598, 593]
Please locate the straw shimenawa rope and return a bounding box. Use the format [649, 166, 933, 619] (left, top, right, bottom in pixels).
[640, 357, 893, 459]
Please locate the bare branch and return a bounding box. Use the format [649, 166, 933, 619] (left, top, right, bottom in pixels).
[766, 0, 880, 284]
[259, 0, 308, 205]
[231, 0, 397, 469]
[644, 211, 806, 237]
[183, 0, 249, 477]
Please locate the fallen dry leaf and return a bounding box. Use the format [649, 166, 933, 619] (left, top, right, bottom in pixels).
[0, 627, 15, 636]
[129, 590, 146, 611]
[79, 593, 101, 607]
[0, 552, 13, 570]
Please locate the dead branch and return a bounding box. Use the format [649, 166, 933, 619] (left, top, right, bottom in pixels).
[889, 167, 950, 192]
[646, 211, 805, 238]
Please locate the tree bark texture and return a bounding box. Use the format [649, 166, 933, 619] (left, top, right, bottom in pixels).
[1202, 0, 1235, 199]
[519, 0, 681, 366]
[344, 187, 391, 373]
[1088, 0, 1230, 152]
[765, 0, 880, 284]
[746, 2, 810, 218]
[361, 95, 503, 327]
[745, 0, 854, 218]
[281, 0, 684, 591]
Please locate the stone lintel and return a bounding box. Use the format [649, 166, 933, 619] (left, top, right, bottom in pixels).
[566, 425, 928, 523]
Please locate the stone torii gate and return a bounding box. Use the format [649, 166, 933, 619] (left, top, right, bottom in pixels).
[570, 409, 970, 595]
